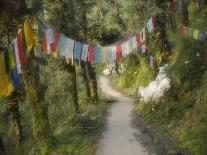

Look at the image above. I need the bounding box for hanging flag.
[11,44,20,87]
[57,34,75,64]
[136,33,141,47]
[51,31,60,52]
[0,51,14,96]
[149,16,155,32]
[141,44,146,53]
[121,41,130,57]
[88,45,95,64]
[17,31,26,65]
[132,36,137,49]
[111,46,117,63]
[21,29,27,55]
[101,47,107,63]
[38,19,49,39]
[107,46,113,63]
[95,46,101,64]
[42,28,56,55]
[193,30,199,40]
[24,19,34,52]
[128,37,134,53]
[140,27,146,43]
[116,43,122,63]
[81,44,89,62]
[199,32,206,42]
[181,25,188,36]
[13,39,22,73]
[74,41,83,62]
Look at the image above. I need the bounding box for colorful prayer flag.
[95,46,101,64]
[88,46,95,64]
[101,47,107,63]
[193,30,199,40]
[81,44,89,62]
[24,19,34,52]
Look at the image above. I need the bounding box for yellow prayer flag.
[24,19,35,52]
[0,51,13,96]
[52,52,58,59]
[193,30,199,40]
[101,47,107,63]
[8,47,15,70]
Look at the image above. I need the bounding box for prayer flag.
[116,43,122,63]
[17,31,26,65]
[0,51,13,96]
[101,47,107,63]
[193,30,199,40]
[74,41,83,62]
[13,39,22,73]
[81,44,89,62]
[95,46,101,64]
[199,32,206,42]
[24,19,34,52]
[88,46,95,64]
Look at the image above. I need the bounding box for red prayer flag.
[42,32,48,54]
[88,46,95,64]
[116,43,122,63]
[136,34,141,47]
[51,31,60,52]
[17,32,26,65]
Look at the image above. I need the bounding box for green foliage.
[111,51,153,95]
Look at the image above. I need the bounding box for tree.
[180,0,189,26]
[0,136,5,155]
[22,48,56,153]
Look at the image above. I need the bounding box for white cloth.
[13,39,21,73]
[132,36,137,49]
[65,38,75,64]
[81,44,89,61]
[45,28,55,54]
[141,44,146,53]
[121,41,130,57]
[140,28,146,43]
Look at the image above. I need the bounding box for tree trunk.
[180,0,189,26]
[66,64,80,113]
[155,0,170,55]
[86,62,99,102]
[22,50,55,153]
[0,136,5,155]
[7,102,22,154]
[79,2,92,100]
[115,61,120,76]
[80,61,91,99]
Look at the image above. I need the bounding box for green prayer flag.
[3,49,10,74]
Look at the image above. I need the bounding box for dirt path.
[96,76,158,155]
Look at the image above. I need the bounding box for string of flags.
[179,24,207,42]
[0,19,34,96]
[38,16,155,65]
[167,0,201,13]
[0,17,156,97]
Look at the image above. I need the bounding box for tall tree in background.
[79,0,92,100]
[155,0,170,55]
[6,87,25,154]
[22,48,56,153]
[44,0,80,113]
[180,0,189,26]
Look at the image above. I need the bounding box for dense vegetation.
[0,0,207,155]
[111,1,207,155]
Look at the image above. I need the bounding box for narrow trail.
[96,76,158,155]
